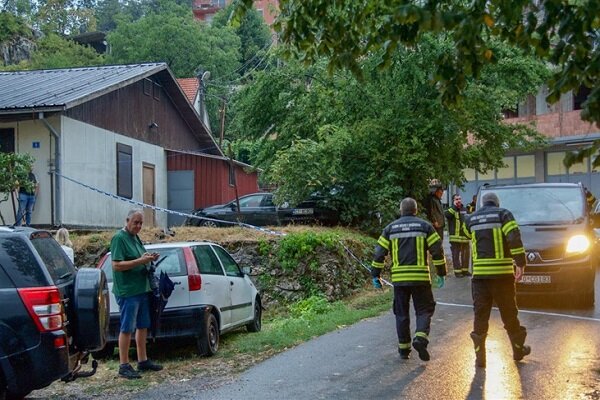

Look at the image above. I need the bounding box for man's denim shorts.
[115,292,151,333]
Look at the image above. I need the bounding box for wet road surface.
[135,271,600,400]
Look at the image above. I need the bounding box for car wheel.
[91,342,115,360]
[73,268,110,351]
[197,313,219,356]
[246,297,262,333]
[201,220,219,228]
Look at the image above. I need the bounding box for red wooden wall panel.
[167,151,259,209]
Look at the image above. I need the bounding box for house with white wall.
[0,63,258,229]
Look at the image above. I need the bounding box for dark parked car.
[0,226,109,399]
[477,183,597,307]
[184,192,339,227]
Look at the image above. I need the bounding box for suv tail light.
[183,248,202,291]
[18,286,64,332]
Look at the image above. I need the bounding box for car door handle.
[230,281,234,286]
[174,281,182,285]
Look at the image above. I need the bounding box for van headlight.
[565,235,590,254]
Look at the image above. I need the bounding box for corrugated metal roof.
[0,63,166,112]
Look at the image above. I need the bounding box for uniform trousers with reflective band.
[471,277,523,336]
[393,285,436,344]
[450,242,470,272]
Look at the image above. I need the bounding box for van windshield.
[481,187,585,225]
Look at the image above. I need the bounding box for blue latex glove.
[433,275,445,288]
[372,277,383,289]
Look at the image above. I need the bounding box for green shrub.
[277,231,340,271]
[288,295,332,318]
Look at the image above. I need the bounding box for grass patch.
[220,288,392,356]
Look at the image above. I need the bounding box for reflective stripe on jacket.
[463,205,526,279]
[445,206,469,243]
[371,215,446,284]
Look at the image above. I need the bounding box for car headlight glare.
[565,234,590,254]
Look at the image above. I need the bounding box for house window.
[229,164,235,186]
[463,168,476,181]
[143,79,152,96]
[574,86,591,110]
[516,155,535,178]
[546,152,567,176]
[153,83,161,101]
[496,156,515,180]
[116,143,133,199]
[569,156,588,175]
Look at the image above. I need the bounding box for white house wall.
[60,116,168,228]
[0,119,53,226]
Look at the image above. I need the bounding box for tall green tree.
[107,6,241,78]
[235,0,599,127]
[228,37,549,227]
[212,3,272,76]
[0,152,34,225]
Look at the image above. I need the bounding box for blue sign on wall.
[32,141,40,148]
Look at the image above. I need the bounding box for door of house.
[142,163,155,227]
[0,128,15,153]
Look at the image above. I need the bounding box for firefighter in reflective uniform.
[462,192,531,368]
[445,194,471,277]
[371,197,447,361]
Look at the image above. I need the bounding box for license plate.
[293,208,314,215]
[519,275,551,284]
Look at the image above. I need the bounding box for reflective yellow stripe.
[378,236,390,250]
[472,264,514,275]
[390,265,430,282]
[427,232,440,247]
[417,236,424,266]
[415,332,429,340]
[493,227,504,259]
[472,234,478,259]
[432,258,445,266]
[473,258,514,265]
[372,261,384,268]
[399,342,411,349]
[502,220,518,235]
[449,208,461,237]
[449,235,469,243]
[392,238,399,270]
[510,247,525,255]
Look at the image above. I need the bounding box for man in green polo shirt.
[111,209,162,379]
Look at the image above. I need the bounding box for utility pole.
[228,144,240,214]
[219,97,226,148]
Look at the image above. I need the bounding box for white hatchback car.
[93,241,261,358]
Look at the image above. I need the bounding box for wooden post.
[228,144,240,214]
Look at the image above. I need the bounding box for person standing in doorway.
[371,197,447,361]
[15,166,38,227]
[463,192,530,368]
[467,194,477,214]
[110,209,163,379]
[445,194,470,277]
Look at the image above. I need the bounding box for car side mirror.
[242,266,252,275]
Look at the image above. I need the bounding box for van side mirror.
[242,266,252,275]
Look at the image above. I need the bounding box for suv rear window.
[30,233,76,283]
[0,236,48,287]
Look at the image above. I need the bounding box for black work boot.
[398,344,411,359]
[412,336,430,361]
[470,332,487,368]
[509,327,531,361]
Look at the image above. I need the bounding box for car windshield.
[481,187,585,225]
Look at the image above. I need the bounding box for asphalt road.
[134,270,600,400]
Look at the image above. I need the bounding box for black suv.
[0,227,109,399]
